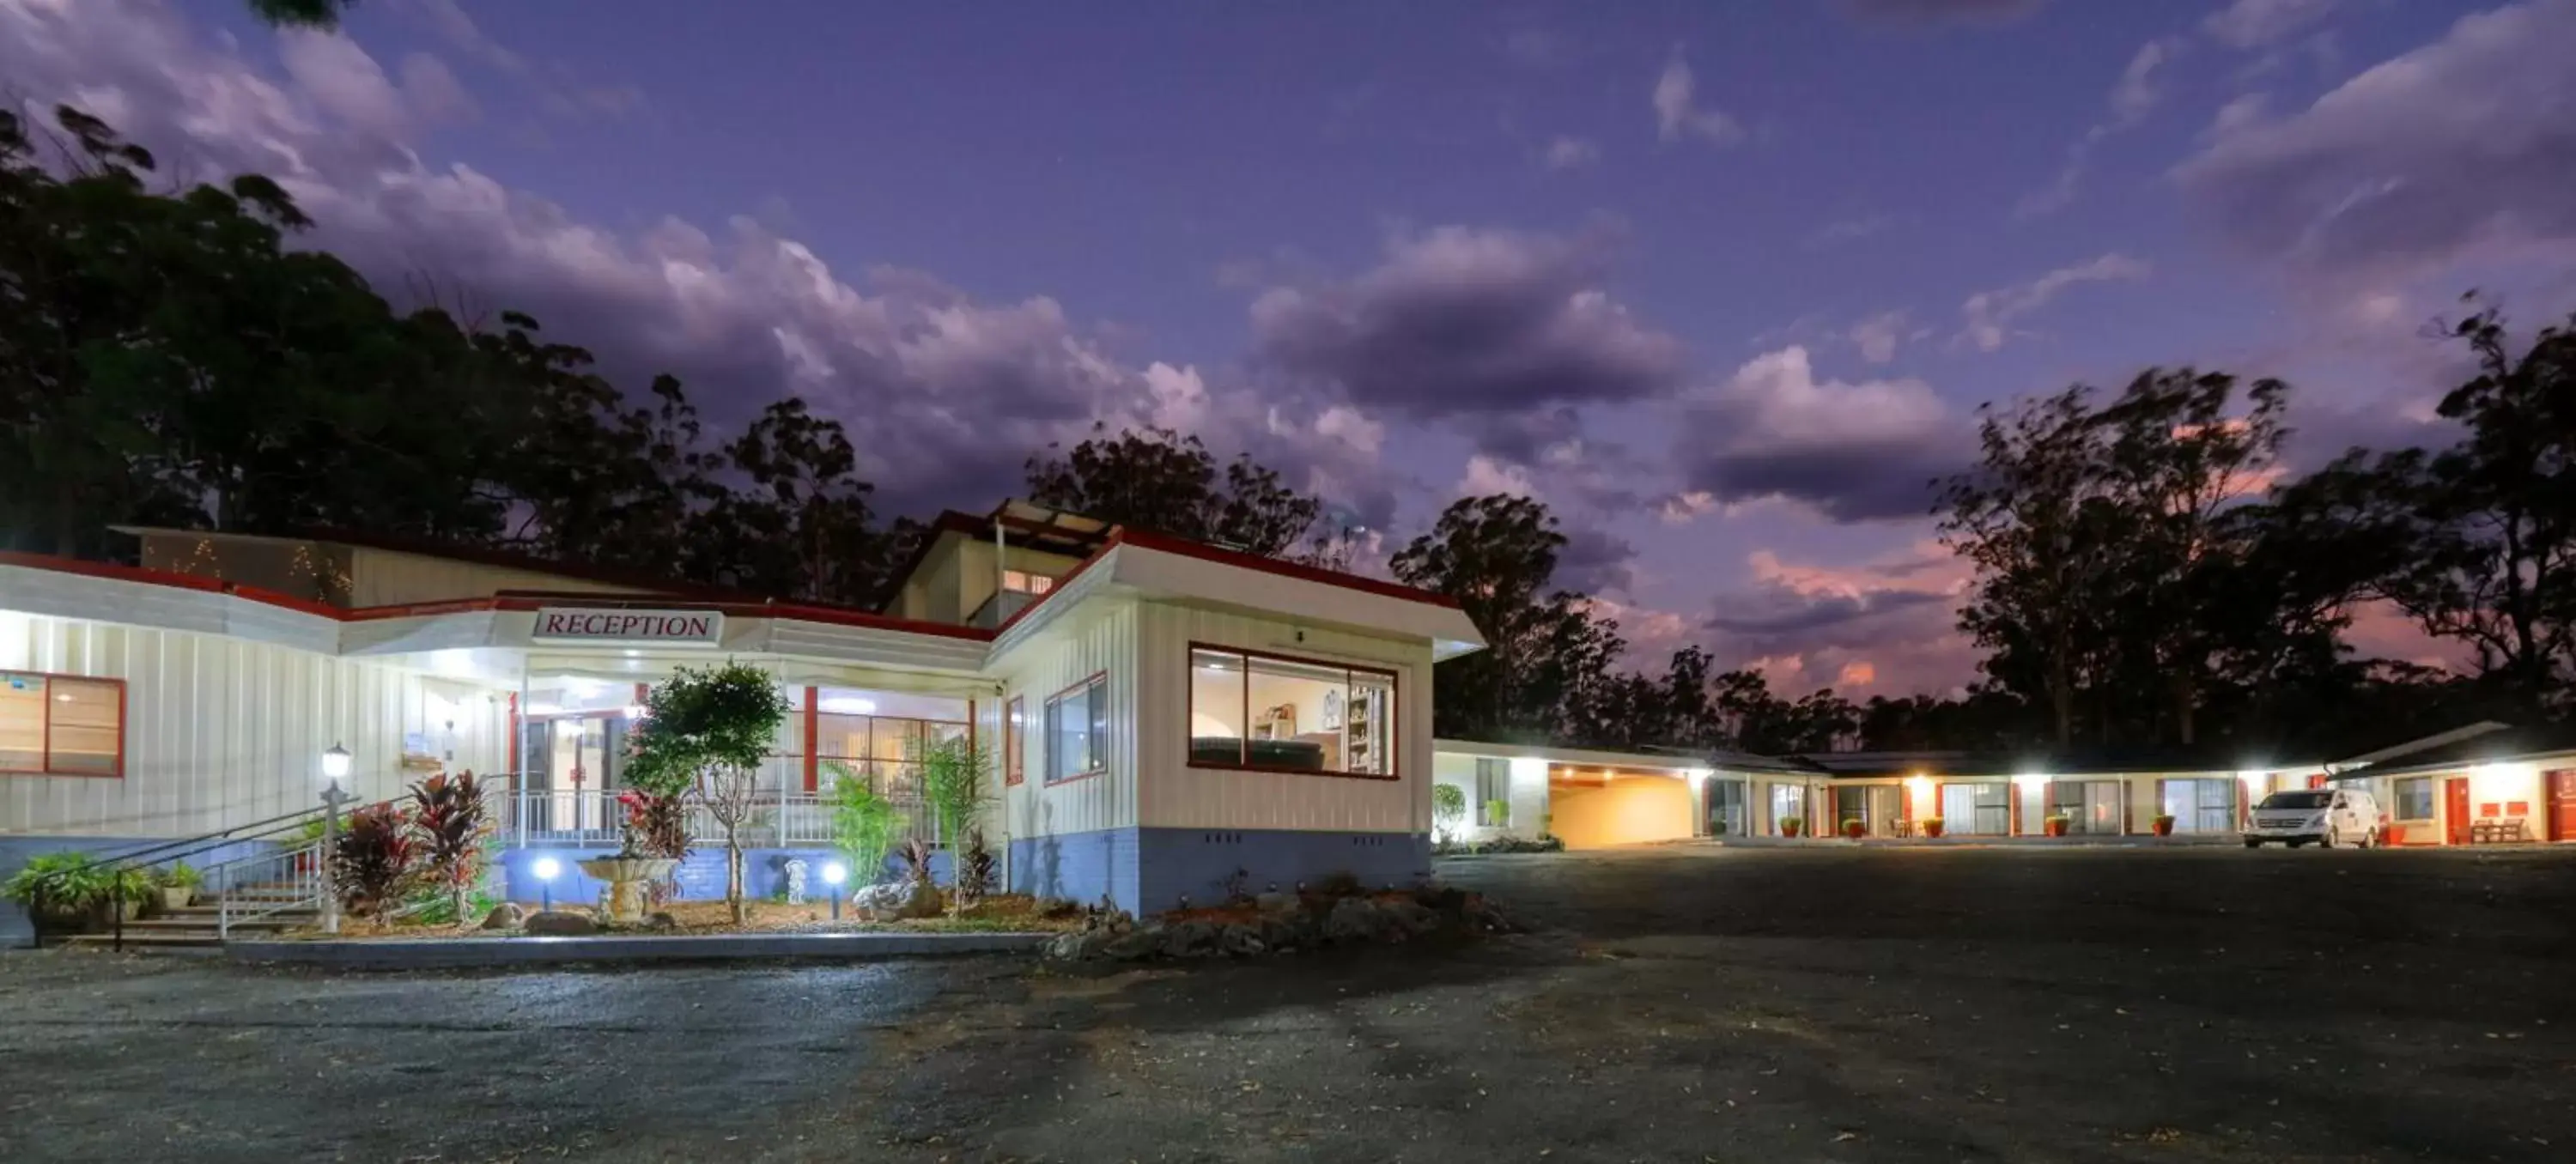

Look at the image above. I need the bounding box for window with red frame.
[1005,696,1026,785]
[0,671,124,777]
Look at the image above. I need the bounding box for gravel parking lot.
[5,845,2573,1162]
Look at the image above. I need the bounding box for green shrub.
[3,852,112,909]
[1431,784,1467,838]
[160,861,204,890]
[827,760,900,884]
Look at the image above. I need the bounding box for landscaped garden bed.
[305,893,1086,941]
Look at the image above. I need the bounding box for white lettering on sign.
[530,608,725,645]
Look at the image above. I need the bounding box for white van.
[2243,788,2385,848]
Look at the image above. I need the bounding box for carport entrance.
[1550,765,1694,848]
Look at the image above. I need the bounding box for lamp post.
[823,861,847,921]
[533,857,562,913]
[318,743,354,935]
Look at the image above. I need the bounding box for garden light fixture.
[534,856,561,912]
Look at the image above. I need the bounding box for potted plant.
[1922,815,1946,839]
[1840,818,1868,840]
[2151,814,2176,837]
[156,862,203,912]
[1780,816,1805,838]
[2044,814,2070,838]
[3,852,114,934]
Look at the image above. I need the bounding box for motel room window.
[2160,779,2237,834]
[1939,782,2011,835]
[2395,777,2435,821]
[1045,674,1108,783]
[1005,697,1026,786]
[0,672,124,778]
[1188,646,1395,777]
[1002,569,1054,596]
[1473,757,1510,826]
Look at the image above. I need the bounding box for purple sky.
[8,0,2574,695]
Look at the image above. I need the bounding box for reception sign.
[530,607,725,645]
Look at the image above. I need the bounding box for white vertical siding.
[1135,603,1431,834]
[991,598,1139,838]
[0,613,507,837]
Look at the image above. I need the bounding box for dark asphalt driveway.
[4,846,2573,1162]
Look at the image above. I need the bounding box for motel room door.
[2445,777,2473,846]
[2550,770,2576,842]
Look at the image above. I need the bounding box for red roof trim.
[1110,529,1463,609]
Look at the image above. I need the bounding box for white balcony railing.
[498,786,936,850]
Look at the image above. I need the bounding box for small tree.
[627,662,790,924]
[917,733,996,916]
[410,770,488,926]
[332,804,417,923]
[1431,784,1467,842]
[826,759,900,885]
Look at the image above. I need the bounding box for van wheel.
[2243,839,2262,849]
[2320,828,2339,849]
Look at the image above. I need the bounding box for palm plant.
[916,733,996,914]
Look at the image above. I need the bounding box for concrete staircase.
[64,886,323,955]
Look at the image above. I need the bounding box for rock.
[853,881,945,920]
[477,902,526,931]
[1382,899,1443,939]
[1324,897,1395,944]
[644,912,678,932]
[1101,926,1164,961]
[1218,925,1268,958]
[1253,891,1300,914]
[1161,919,1225,959]
[522,910,598,937]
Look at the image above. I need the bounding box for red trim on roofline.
[1109,529,1462,609]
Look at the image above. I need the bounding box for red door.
[2549,770,2576,842]
[2445,777,2473,846]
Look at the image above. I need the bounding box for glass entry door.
[521,715,629,834]
[1705,778,1747,836]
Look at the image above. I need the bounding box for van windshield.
[2258,791,2332,810]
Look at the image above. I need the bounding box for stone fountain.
[577,857,679,922]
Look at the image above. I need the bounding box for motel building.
[0,503,1485,942]
[1431,737,2576,849]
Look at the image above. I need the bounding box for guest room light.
[817,695,877,715]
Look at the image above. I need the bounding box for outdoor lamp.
[823,861,848,920]
[321,743,351,783]
[534,857,562,912]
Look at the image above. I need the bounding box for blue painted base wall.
[1009,828,1431,915]
[1,836,278,949]
[495,847,953,907]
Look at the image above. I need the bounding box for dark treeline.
[9,106,2573,757]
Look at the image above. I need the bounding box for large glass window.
[1474,757,1510,826]
[2394,777,2435,821]
[2050,779,2124,834]
[1769,784,1807,832]
[2160,779,2237,834]
[1939,782,2012,835]
[0,672,123,777]
[1187,646,1395,777]
[1046,674,1108,783]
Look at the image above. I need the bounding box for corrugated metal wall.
[1,614,507,837]
[1135,603,1431,834]
[993,598,1139,838]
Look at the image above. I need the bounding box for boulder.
[1252,891,1300,914]
[522,910,598,937]
[477,902,526,931]
[643,912,678,932]
[1159,919,1225,959]
[1324,897,1396,944]
[1218,925,1268,958]
[854,881,945,920]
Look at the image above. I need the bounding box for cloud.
[2203,0,2342,50]
[1807,211,1899,247]
[1676,346,1966,522]
[1249,225,1686,418]
[0,0,1394,522]
[2108,37,2180,124]
[1846,309,1916,364]
[1556,526,1638,595]
[2207,91,2271,137]
[1502,26,1570,68]
[1653,48,1745,146]
[1958,252,2151,351]
[1540,135,1600,170]
[2019,37,2184,216]
[2172,0,2576,286]
[1704,541,1977,694]
[1829,0,2048,27]
[1456,454,1536,499]
[396,0,641,124]
[398,52,477,125]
